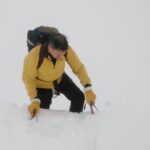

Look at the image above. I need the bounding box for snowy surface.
[0,0,150,150]
[0,101,149,150]
[0,103,101,150]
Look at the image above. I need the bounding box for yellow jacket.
[22,45,91,100]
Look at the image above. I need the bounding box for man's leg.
[56,73,85,113]
[36,88,53,109]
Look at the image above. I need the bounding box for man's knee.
[78,91,85,104]
[40,102,51,109]
[69,91,85,113]
[36,88,52,109]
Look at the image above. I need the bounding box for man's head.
[47,33,69,59]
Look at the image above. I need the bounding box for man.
[22,27,96,117]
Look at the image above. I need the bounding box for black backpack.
[27,26,68,68]
[27,26,69,96]
[27,26,59,52]
[27,26,66,94]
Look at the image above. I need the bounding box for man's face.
[48,44,66,59]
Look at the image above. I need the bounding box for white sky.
[0,0,149,113]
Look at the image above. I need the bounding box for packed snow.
[0,100,149,150]
[0,103,102,150]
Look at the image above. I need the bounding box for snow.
[0,103,101,150]
[0,101,149,150]
[0,0,150,150]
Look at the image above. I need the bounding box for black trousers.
[36,73,85,113]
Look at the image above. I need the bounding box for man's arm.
[65,46,96,105]
[65,46,92,87]
[22,51,38,100]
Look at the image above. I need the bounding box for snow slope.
[0,103,101,150]
[0,101,149,150]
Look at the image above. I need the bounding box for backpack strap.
[64,51,68,59]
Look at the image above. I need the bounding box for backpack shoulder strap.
[64,51,68,59]
[37,43,48,69]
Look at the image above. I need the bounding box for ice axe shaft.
[90,105,99,115]
[31,109,38,122]
[84,102,99,114]
[90,105,94,114]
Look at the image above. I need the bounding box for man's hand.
[84,87,96,106]
[28,98,41,117]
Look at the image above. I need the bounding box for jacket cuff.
[30,98,41,104]
[84,86,92,92]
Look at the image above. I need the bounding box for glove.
[28,98,41,117]
[84,87,96,106]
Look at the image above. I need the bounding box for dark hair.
[37,33,68,69]
[47,33,69,51]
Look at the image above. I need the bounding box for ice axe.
[90,104,99,114]
[84,102,99,115]
[30,108,38,122]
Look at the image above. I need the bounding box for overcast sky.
[0,0,149,113]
